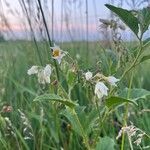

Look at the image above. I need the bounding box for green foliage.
[105,4,139,36]
[33,94,77,108]
[105,96,137,108]
[140,54,150,63]
[67,70,77,86]
[105,4,150,38]
[96,136,115,150]
[138,7,150,34]
[119,88,150,101]
[1,3,150,149]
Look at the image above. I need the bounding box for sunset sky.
[0,0,149,41]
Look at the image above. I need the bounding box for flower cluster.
[27,45,67,84]
[85,71,119,99]
[116,123,145,146]
[18,109,33,140]
[28,64,52,84]
[99,18,125,31]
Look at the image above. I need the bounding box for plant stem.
[120,40,143,81]
[37,0,60,81]
[110,40,143,96]
[94,106,110,146]
[72,109,90,150]
[95,98,101,124]
[121,71,134,150]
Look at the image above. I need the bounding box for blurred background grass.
[0,0,150,149]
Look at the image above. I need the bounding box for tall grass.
[0,40,150,149]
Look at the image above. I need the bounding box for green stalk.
[121,38,143,150]
[121,71,134,150]
[71,109,90,150]
[110,39,143,95]
[120,41,143,81]
[37,0,60,81]
[94,106,110,146]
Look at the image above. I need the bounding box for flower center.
[52,49,60,57]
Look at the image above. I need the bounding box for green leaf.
[71,83,89,105]
[67,70,76,86]
[140,54,150,63]
[119,88,150,101]
[96,136,115,150]
[33,94,76,108]
[105,96,137,108]
[143,37,150,49]
[61,106,100,136]
[105,4,139,35]
[61,108,83,136]
[138,7,150,33]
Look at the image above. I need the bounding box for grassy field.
[0,40,150,150]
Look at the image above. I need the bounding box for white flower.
[28,64,52,84]
[50,45,66,64]
[134,137,142,146]
[44,64,52,83]
[85,71,93,80]
[38,65,52,84]
[44,64,52,77]
[106,76,119,86]
[95,82,108,99]
[27,66,39,75]
[37,70,46,84]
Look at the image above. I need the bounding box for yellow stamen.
[52,49,60,57]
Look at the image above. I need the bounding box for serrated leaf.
[105,4,139,35]
[105,96,137,108]
[119,88,150,101]
[96,136,115,150]
[33,94,76,108]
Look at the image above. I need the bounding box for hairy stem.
[121,71,134,150]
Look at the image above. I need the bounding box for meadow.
[0,39,150,150]
[0,3,150,150]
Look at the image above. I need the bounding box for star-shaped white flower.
[106,76,120,86]
[50,45,66,64]
[27,66,39,75]
[95,82,108,99]
[85,71,93,80]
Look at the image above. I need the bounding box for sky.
[0,0,149,41]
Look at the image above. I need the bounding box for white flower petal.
[44,76,50,83]
[27,66,39,75]
[95,82,108,99]
[37,70,45,84]
[50,45,66,64]
[44,64,52,76]
[107,76,120,86]
[85,71,93,80]
[52,53,65,64]
[50,45,60,50]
